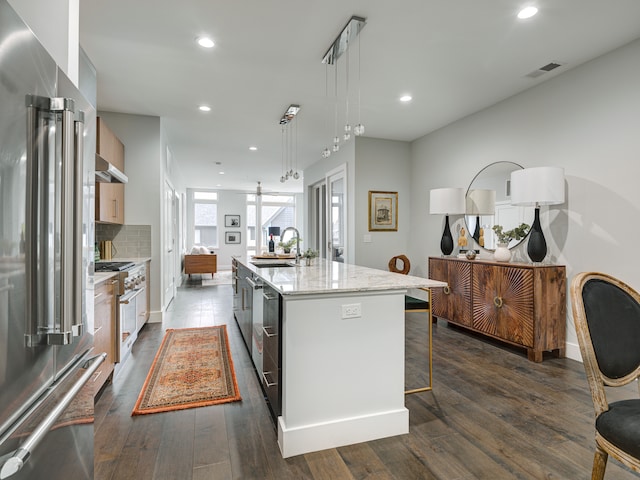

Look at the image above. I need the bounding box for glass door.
[309,181,327,259]
[327,167,347,263]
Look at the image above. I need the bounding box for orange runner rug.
[132,326,241,415]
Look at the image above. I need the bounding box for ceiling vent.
[525,61,564,78]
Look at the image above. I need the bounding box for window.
[246,193,296,256]
[192,190,218,247]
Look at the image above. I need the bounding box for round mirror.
[465,161,534,251]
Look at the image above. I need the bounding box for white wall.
[216,191,249,271]
[9,0,79,83]
[354,137,412,271]
[98,112,164,317]
[410,38,640,361]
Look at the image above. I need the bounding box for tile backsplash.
[96,224,151,258]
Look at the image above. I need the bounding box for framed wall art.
[368,191,398,231]
[225,214,241,227]
[225,231,241,244]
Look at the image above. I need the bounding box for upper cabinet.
[96,117,125,224]
[97,117,124,171]
[96,183,124,224]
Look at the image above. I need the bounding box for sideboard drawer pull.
[494,296,503,308]
[443,285,451,295]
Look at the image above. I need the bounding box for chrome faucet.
[281,226,301,264]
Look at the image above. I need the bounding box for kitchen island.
[234,257,446,458]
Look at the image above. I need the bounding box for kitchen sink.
[250,261,294,268]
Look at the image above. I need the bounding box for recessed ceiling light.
[249,146,257,151]
[517,6,538,19]
[197,36,215,48]
[199,105,211,112]
[219,171,225,175]
[400,95,412,102]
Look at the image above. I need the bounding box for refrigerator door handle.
[72,112,85,337]
[48,99,79,345]
[24,96,84,346]
[0,353,105,480]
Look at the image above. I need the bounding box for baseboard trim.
[277,408,408,458]
[565,341,581,362]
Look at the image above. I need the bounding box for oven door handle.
[119,288,144,305]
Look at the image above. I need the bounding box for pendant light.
[293,117,300,179]
[278,104,301,182]
[354,33,365,136]
[333,61,340,152]
[321,16,366,153]
[280,124,286,183]
[343,36,351,142]
[321,63,332,158]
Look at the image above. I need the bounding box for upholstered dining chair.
[388,255,433,394]
[570,272,640,480]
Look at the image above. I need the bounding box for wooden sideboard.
[429,257,566,362]
[184,254,217,276]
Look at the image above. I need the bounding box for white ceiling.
[79,0,640,194]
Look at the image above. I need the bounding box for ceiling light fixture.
[517,6,538,19]
[400,95,412,102]
[321,16,367,157]
[199,105,211,112]
[249,146,257,151]
[219,171,225,175]
[279,104,300,125]
[279,104,301,182]
[197,36,215,48]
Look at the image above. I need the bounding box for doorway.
[309,164,347,263]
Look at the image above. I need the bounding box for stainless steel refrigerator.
[0,0,103,478]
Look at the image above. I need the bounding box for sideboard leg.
[528,349,543,362]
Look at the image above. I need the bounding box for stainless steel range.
[95,261,146,367]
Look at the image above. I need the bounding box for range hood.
[95,154,128,183]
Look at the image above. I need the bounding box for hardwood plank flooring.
[94,279,640,479]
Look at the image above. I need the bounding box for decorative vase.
[494,243,511,262]
[527,207,547,263]
[305,257,314,266]
[440,215,454,256]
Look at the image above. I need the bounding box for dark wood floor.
[94,278,639,480]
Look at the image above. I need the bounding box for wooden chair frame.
[388,255,433,394]
[570,271,640,479]
[404,287,433,395]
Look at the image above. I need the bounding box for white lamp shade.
[429,187,466,215]
[466,189,496,215]
[510,166,565,206]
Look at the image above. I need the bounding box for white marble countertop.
[237,258,447,296]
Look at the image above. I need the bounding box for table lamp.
[510,166,565,262]
[429,188,466,255]
[466,189,496,244]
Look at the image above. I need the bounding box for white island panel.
[278,290,408,458]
